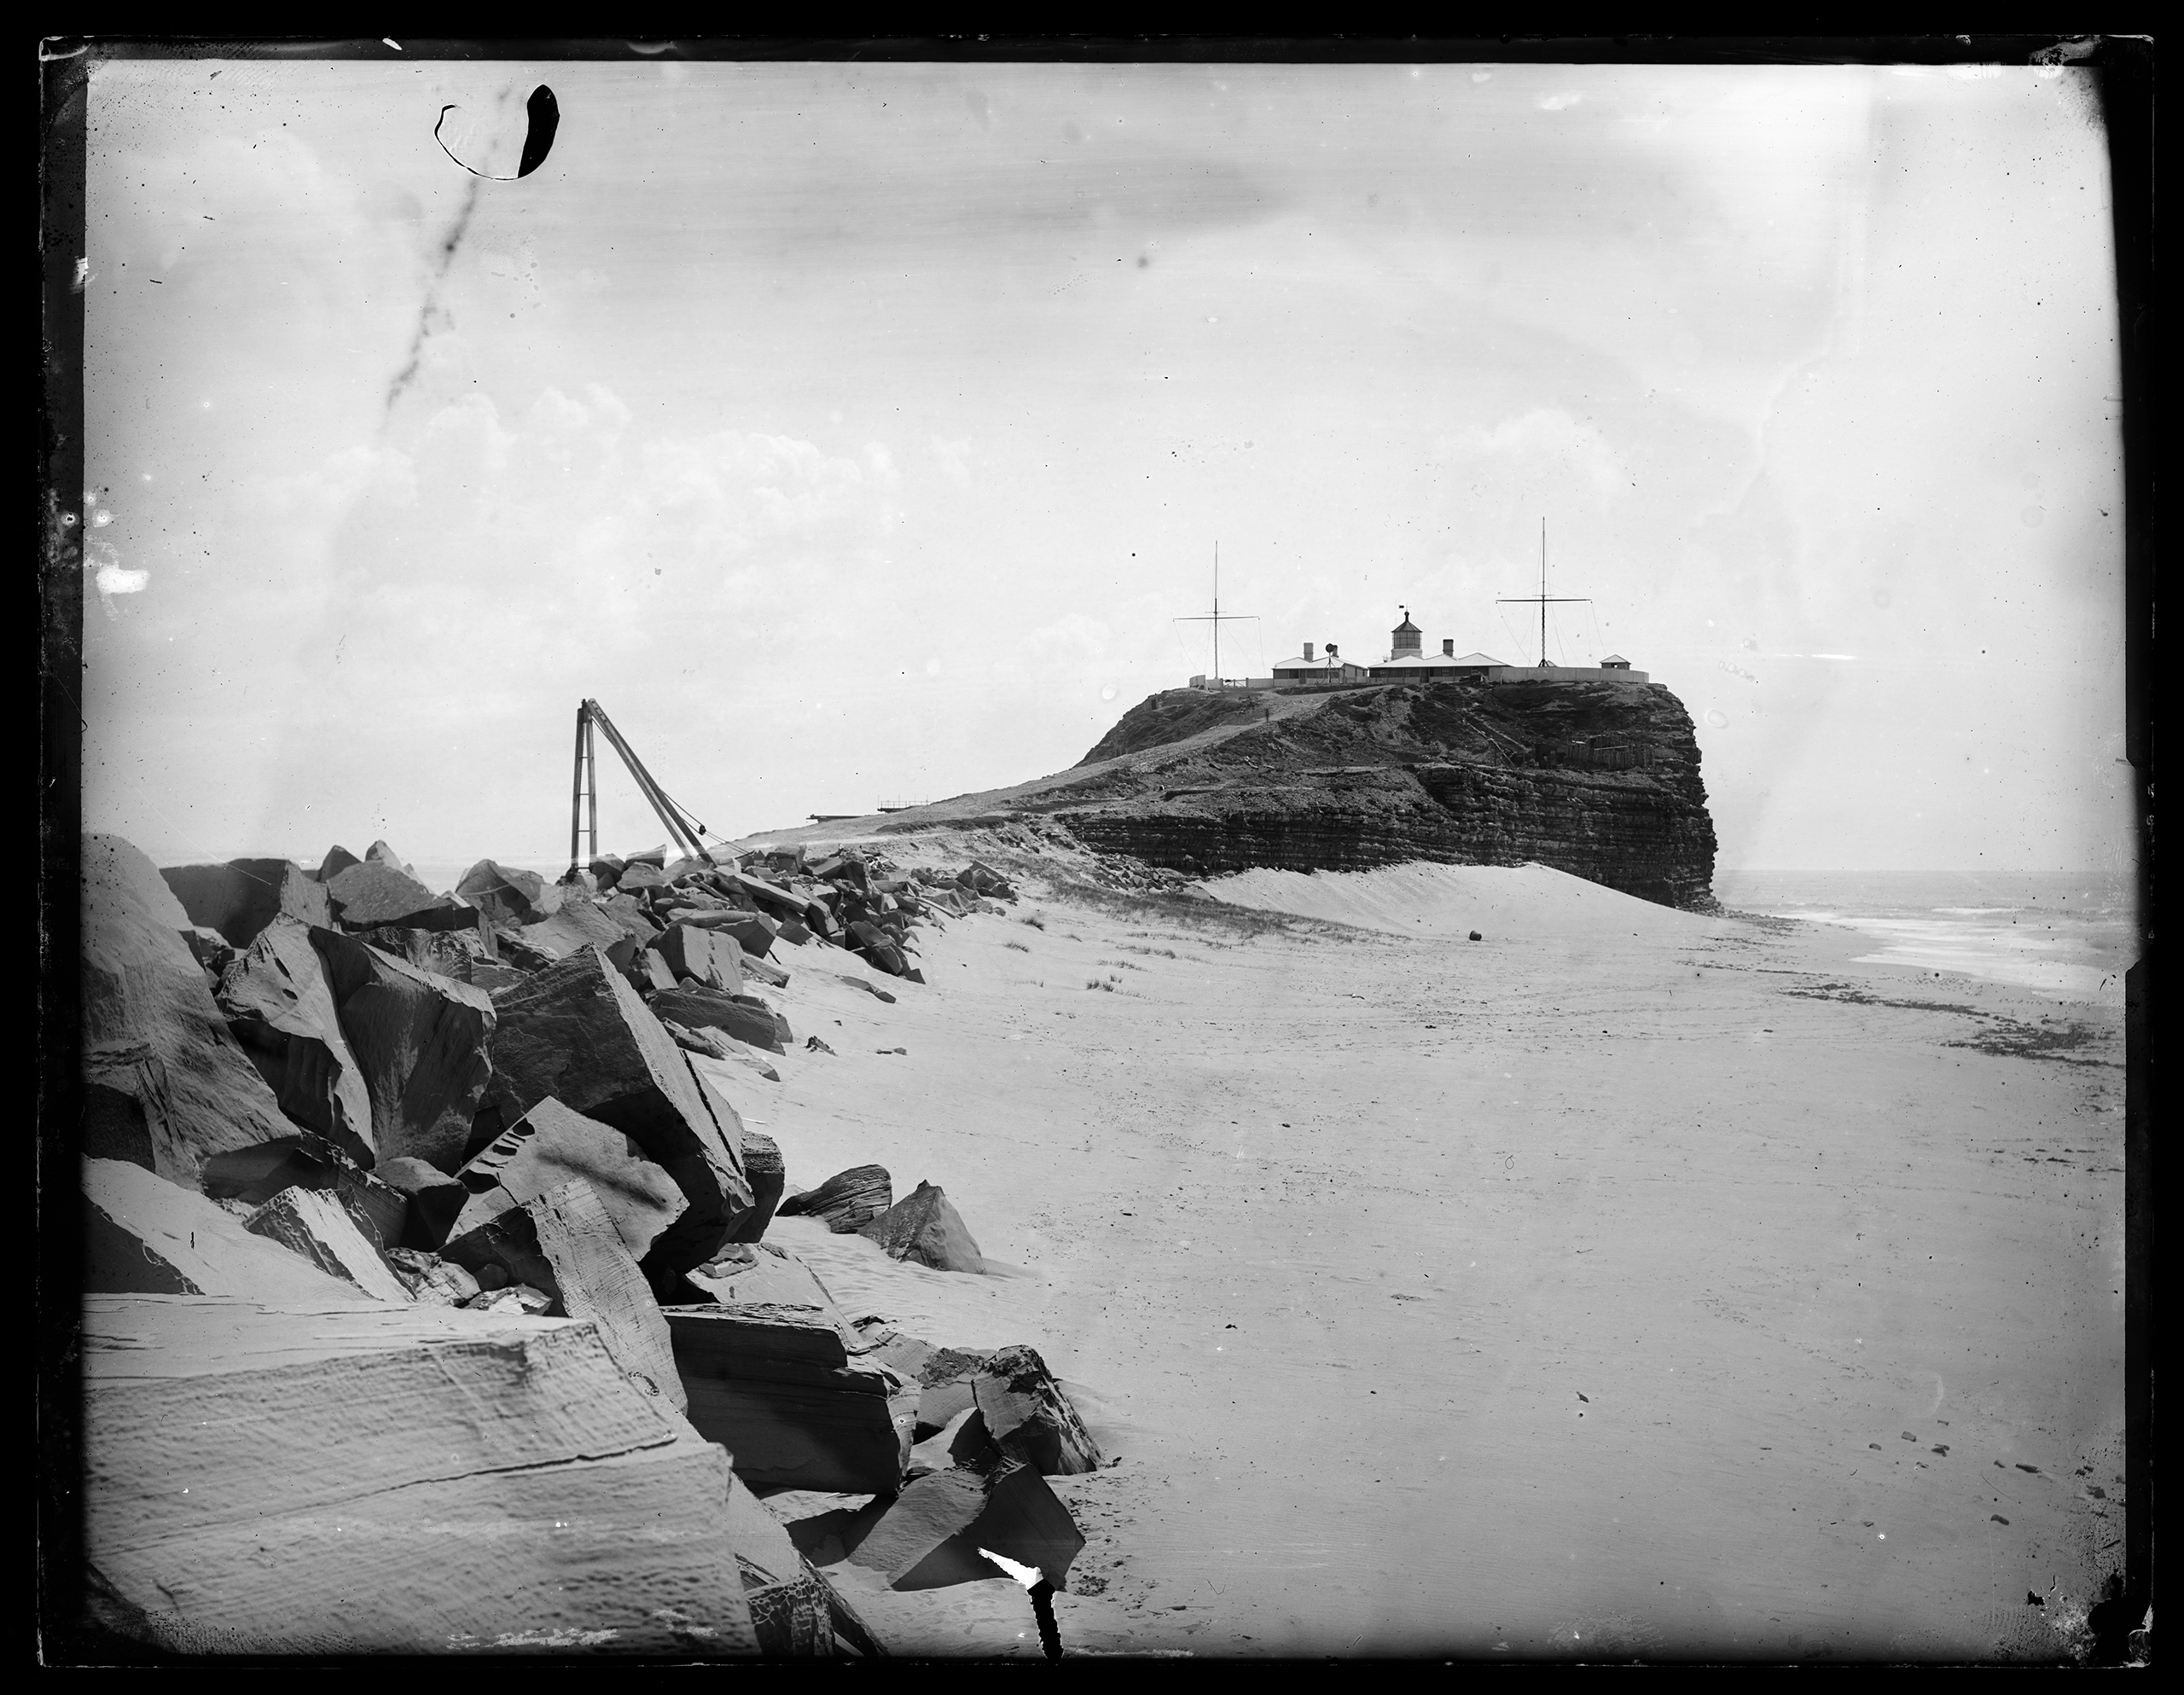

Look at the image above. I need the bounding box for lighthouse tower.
[1387,607,1422,662]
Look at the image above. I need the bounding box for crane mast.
[568,699,716,875]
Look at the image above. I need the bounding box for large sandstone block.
[324,860,451,929]
[82,1294,756,1655]
[651,984,787,1054]
[479,947,752,1268]
[375,1154,469,1250]
[359,922,526,993]
[160,856,332,948]
[365,839,415,875]
[526,1178,684,1412]
[456,1096,692,1266]
[241,1186,412,1303]
[314,844,363,884]
[944,1344,1103,1477]
[213,916,375,1163]
[653,923,741,991]
[616,861,669,892]
[727,1471,838,1655]
[846,1461,1083,1592]
[777,1164,892,1235]
[727,871,828,929]
[455,858,563,926]
[725,1130,784,1244]
[686,1244,862,1350]
[506,897,635,966]
[677,910,780,958]
[199,1135,408,1251]
[83,1157,383,1304]
[857,1181,985,1274]
[309,929,497,1173]
[83,834,294,1186]
[665,1304,915,1496]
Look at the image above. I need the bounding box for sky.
[79,55,2132,877]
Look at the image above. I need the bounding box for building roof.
[1600,653,1629,664]
[1391,616,1420,634]
[1274,653,1356,670]
[1446,651,1511,666]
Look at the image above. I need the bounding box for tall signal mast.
[1497,519,1592,668]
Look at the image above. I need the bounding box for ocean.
[1711,868,2140,1004]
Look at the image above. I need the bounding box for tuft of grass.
[1019,913,1046,930]
[1006,940,1031,952]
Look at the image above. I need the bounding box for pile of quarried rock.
[78,832,1104,1658]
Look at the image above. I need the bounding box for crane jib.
[569,699,716,876]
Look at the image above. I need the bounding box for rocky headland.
[868,678,1718,909]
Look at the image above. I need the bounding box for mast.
[1497,515,1590,670]
[1171,542,1258,682]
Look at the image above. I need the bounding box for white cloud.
[1435,407,1627,496]
[1536,92,1584,112]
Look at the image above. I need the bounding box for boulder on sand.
[845,1460,1083,1592]
[83,834,295,1187]
[944,1344,1104,1477]
[651,984,787,1054]
[724,1130,784,1244]
[308,928,497,1174]
[663,1303,915,1495]
[740,953,792,990]
[856,1181,984,1274]
[478,946,752,1271]
[776,1165,892,1235]
[682,911,778,959]
[653,923,742,991]
[82,1292,757,1655]
[160,856,332,948]
[213,917,375,1164]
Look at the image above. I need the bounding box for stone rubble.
[77,831,1109,1657]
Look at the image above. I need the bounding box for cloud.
[287,386,907,709]
[1536,92,1585,112]
[1435,407,1627,497]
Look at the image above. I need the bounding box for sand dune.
[1204,860,1715,942]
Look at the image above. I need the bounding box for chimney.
[1443,639,1454,656]
[1304,641,1316,662]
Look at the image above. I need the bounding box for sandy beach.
[687,839,2127,1660]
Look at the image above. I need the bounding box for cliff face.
[1048,679,1719,908]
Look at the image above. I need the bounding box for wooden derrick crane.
[567,699,716,876]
